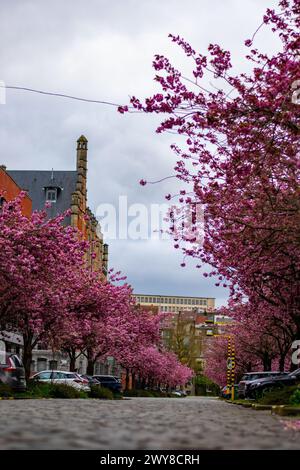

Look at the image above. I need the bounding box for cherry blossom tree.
[121,0,300,346]
[0,196,98,379]
[132,346,193,389]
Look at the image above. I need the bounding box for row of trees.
[122,0,300,379]
[0,194,192,387]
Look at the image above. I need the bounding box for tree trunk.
[68,348,76,372]
[22,332,33,382]
[125,369,130,391]
[87,360,95,375]
[279,354,286,372]
[263,354,272,371]
[86,349,95,375]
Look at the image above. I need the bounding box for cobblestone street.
[0,397,299,450]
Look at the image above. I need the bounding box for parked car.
[246,368,300,399]
[31,370,90,392]
[238,371,288,398]
[171,389,187,397]
[0,352,26,392]
[93,375,122,393]
[80,374,101,386]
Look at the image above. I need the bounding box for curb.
[252,404,273,410]
[225,400,300,415]
[271,405,300,416]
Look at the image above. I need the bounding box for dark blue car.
[93,375,122,393]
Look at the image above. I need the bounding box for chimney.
[76,135,88,201]
[76,135,88,176]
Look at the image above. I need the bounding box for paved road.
[0,397,299,449]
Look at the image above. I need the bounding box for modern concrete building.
[133,294,215,314]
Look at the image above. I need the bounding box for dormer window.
[46,188,57,202]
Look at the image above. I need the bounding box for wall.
[0,166,32,216]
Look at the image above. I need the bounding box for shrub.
[290,388,300,406]
[195,375,220,396]
[49,383,86,399]
[26,380,53,397]
[0,383,14,397]
[89,385,114,400]
[258,386,298,405]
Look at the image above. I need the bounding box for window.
[45,188,57,202]
[0,196,7,209]
[49,360,58,370]
[37,358,47,372]
[37,371,52,380]
[64,373,77,379]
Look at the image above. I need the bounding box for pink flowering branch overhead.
[120,0,300,346]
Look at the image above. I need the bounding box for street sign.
[227,357,234,370]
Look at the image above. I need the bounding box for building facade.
[133,294,215,314]
[8,135,108,276]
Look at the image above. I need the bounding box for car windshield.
[288,369,300,377]
[10,355,23,367]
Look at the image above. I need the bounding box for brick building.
[0,165,32,216]
[8,135,108,276]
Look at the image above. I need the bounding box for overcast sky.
[0,0,279,307]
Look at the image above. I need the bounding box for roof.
[77,135,88,142]
[8,170,77,221]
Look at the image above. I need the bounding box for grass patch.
[2,380,122,400]
[290,388,300,406]
[89,385,114,400]
[0,383,14,397]
[14,381,88,399]
[258,386,298,405]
